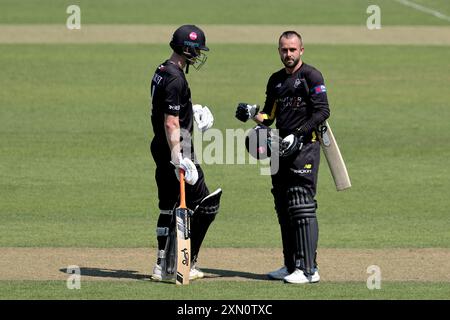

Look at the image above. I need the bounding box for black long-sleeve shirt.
[261,62,330,140]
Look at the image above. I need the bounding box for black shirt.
[261,62,330,139]
[150,60,193,145]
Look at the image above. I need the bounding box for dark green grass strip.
[1,280,449,300]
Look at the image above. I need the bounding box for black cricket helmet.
[245,125,276,160]
[170,25,209,70]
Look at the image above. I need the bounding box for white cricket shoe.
[189,264,205,280]
[151,264,174,282]
[267,266,290,280]
[283,269,320,284]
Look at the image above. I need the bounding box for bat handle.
[179,168,186,209]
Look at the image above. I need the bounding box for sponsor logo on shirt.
[312,85,327,94]
[169,104,181,111]
[290,168,312,175]
[277,96,304,109]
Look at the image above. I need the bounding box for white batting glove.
[172,154,199,185]
[193,104,214,132]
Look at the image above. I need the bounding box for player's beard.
[282,56,300,69]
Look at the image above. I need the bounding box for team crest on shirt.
[152,74,163,85]
[294,78,301,88]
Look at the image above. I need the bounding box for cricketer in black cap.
[149,25,221,282]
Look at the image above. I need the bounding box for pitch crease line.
[394,0,450,22]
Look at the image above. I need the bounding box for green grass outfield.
[1,44,449,249]
[1,281,450,300]
[1,43,449,299]
[1,0,449,25]
[1,0,450,300]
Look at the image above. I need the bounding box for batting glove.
[192,104,214,132]
[235,103,260,122]
[172,154,199,185]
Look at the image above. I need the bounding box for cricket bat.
[175,169,191,285]
[317,121,351,191]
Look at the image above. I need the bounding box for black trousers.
[271,141,321,272]
[272,141,320,196]
[151,138,212,259]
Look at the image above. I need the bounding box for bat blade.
[175,207,190,285]
[317,121,351,191]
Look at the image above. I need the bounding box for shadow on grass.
[201,268,268,281]
[59,267,268,282]
[59,267,151,281]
